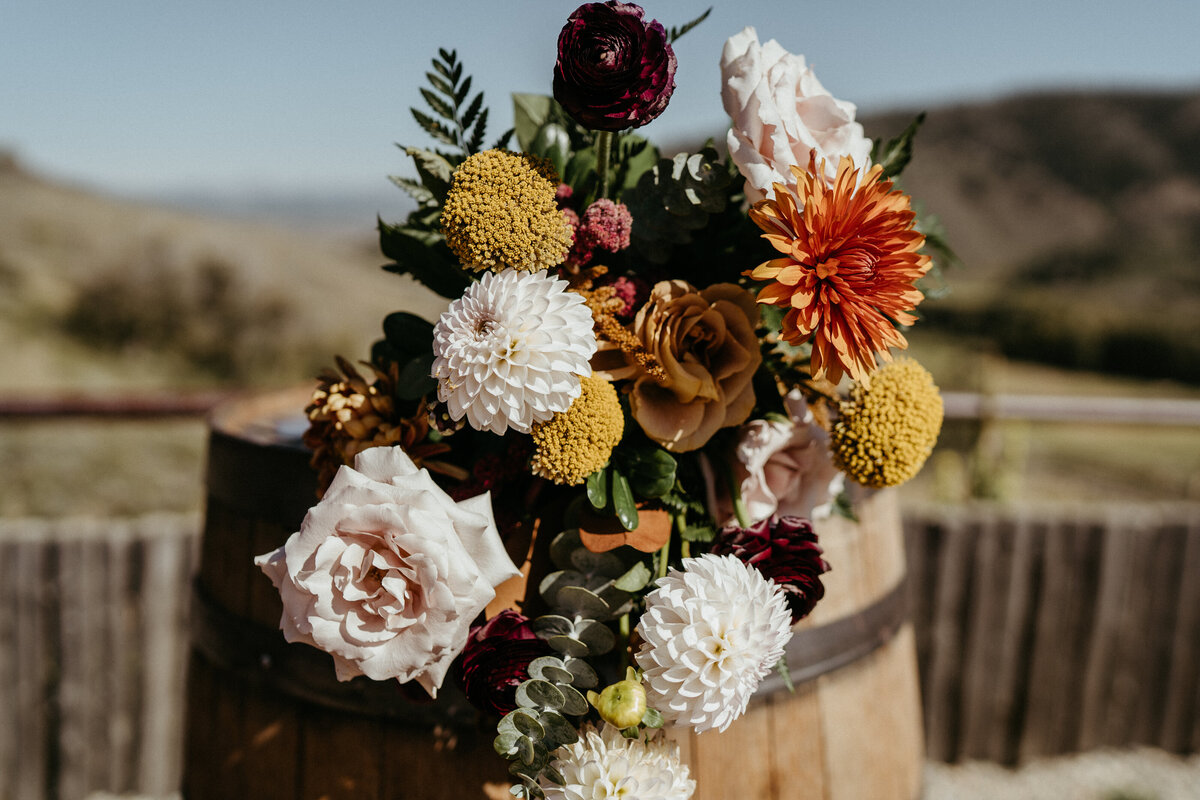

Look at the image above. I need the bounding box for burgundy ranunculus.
[453,610,552,716]
[553,2,677,131]
[711,515,830,624]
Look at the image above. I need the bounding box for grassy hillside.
[865,90,1200,382]
[0,157,444,392]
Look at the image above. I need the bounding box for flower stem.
[723,459,751,529]
[618,612,631,672]
[594,130,615,199]
[656,536,671,580]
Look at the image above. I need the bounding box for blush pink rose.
[703,389,844,526]
[720,26,872,203]
[254,446,520,697]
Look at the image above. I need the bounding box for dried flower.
[579,198,633,253]
[441,149,572,272]
[830,358,943,488]
[712,515,830,624]
[530,374,624,485]
[553,1,677,131]
[431,269,597,435]
[543,724,695,800]
[453,610,552,716]
[748,156,931,385]
[635,554,793,733]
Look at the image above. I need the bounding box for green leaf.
[642,707,664,728]
[494,731,521,756]
[395,355,437,401]
[460,92,484,132]
[557,683,590,716]
[774,656,796,694]
[546,635,589,658]
[511,710,544,738]
[574,619,615,655]
[454,75,473,107]
[438,47,455,65]
[527,656,567,681]
[467,106,489,155]
[565,659,598,689]
[669,6,712,42]
[537,711,578,748]
[621,447,676,499]
[531,123,571,177]
[872,112,925,179]
[493,128,515,150]
[513,93,553,152]
[420,87,455,121]
[410,108,456,146]
[516,735,536,765]
[432,57,452,81]
[425,71,454,97]
[613,561,652,593]
[377,219,471,299]
[611,469,638,531]
[382,312,434,354]
[586,467,609,510]
[542,766,567,787]
[531,614,574,637]
[517,680,566,711]
[402,146,455,202]
[554,585,610,619]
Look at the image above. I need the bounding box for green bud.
[587,667,647,729]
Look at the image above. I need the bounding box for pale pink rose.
[720,26,872,203]
[703,390,844,526]
[254,446,519,697]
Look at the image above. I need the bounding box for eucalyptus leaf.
[511,711,544,738]
[547,635,589,658]
[542,765,566,787]
[557,683,590,716]
[531,614,574,638]
[565,658,599,689]
[527,656,567,681]
[537,710,578,748]
[554,585,610,619]
[574,619,615,655]
[494,731,521,756]
[569,548,624,578]
[549,529,583,570]
[516,680,566,711]
[613,561,652,593]
[516,735,536,766]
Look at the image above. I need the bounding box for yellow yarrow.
[440,149,572,272]
[531,375,624,485]
[830,358,943,489]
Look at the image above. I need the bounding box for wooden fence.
[1,514,197,800]
[2,503,1200,799]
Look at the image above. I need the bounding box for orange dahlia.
[747,156,931,385]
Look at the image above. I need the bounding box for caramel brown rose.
[594,280,761,452]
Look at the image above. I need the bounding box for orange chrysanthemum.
[747,156,931,385]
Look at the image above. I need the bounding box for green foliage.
[871,112,924,179]
[667,7,712,42]
[369,312,437,401]
[623,146,733,263]
[377,218,471,300]
[409,49,494,160]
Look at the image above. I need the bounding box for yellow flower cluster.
[440,149,572,272]
[530,375,624,485]
[830,359,943,489]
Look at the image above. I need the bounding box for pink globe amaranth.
[554,2,677,131]
[453,610,553,716]
[711,515,830,624]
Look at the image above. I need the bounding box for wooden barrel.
[183,390,923,800]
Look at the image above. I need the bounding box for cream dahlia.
[431,269,597,435]
[542,724,695,800]
[634,553,793,734]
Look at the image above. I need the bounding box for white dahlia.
[431,269,597,435]
[542,724,695,800]
[635,554,793,734]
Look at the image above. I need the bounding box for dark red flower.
[553,2,677,131]
[711,515,830,624]
[453,610,552,716]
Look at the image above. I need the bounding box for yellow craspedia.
[830,358,944,489]
[440,149,572,272]
[530,375,624,485]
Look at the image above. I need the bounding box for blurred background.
[3,1,1199,798]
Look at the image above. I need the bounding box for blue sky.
[4,0,1198,200]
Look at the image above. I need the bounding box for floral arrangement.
[255,3,949,798]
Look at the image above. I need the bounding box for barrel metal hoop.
[189,579,482,727]
[755,576,910,698]
[192,573,909,719]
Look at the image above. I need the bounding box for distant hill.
[863,89,1200,382]
[0,157,443,392]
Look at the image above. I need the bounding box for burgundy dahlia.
[453,610,552,716]
[712,515,830,624]
[553,1,677,131]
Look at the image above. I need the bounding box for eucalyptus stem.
[594,130,615,199]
